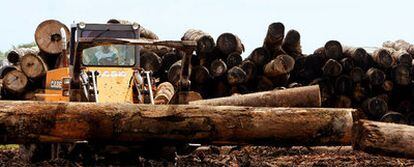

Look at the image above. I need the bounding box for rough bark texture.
[322,59,343,77]
[182,29,215,54]
[282,29,302,59]
[210,59,227,78]
[264,55,295,77]
[324,40,343,60]
[167,60,182,86]
[216,33,244,55]
[263,22,285,56]
[190,65,210,84]
[154,82,175,104]
[7,47,39,64]
[0,101,353,146]
[227,66,246,85]
[353,120,414,159]
[190,85,321,107]
[343,47,372,70]
[140,51,162,72]
[35,20,70,54]
[226,52,242,68]
[247,47,271,67]
[372,48,394,69]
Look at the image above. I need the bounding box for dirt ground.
[0,145,413,167]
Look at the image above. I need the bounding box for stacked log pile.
[151,22,412,126]
[0,19,69,100]
[1,19,414,126]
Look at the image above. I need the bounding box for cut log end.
[20,54,48,79]
[324,40,343,60]
[210,59,227,78]
[2,69,28,94]
[216,33,243,55]
[35,20,70,54]
[264,55,295,77]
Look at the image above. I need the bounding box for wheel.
[19,143,52,162]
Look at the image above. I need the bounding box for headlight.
[79,22,86,29]
[62,77,71,89]
[132,22,140,30]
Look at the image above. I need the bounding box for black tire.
[19,143,52,162]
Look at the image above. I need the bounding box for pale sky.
[0,0,413,57]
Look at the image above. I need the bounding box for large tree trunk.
[35,20,70,54]
[190,85,321,107]
[0,101,353,146]
[352,120,414,159]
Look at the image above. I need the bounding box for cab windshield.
[82,45,135,66]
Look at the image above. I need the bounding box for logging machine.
[22,21,201,163]
[42,22,197,104]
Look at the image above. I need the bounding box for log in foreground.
[353,120,414,159]
[190,85,321,107]
[0,101,353,146]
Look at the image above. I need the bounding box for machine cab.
[71,22,141,103]
[45,22,142,103]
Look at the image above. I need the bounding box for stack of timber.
[0,19,69,100]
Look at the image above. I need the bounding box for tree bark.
[322,59,343,77]
[190,65,210,84]
[372,48,394,69]
[343,47,373,70]
[240,60,257,82]
[182,29,215,54]
[263,22,285,56]
[264,55,295,77]
[167,60,182,86]
[391,50,412,66]
[226,66,246,85]
[362,97,388,119]
[161,51,182,73]
[140,51,162,72]
[216,33,244,55]
[366,68,386,86]
[282,29,302,59]
[352,120,414,159]
[154,82,175,104]
[324,40,343,60]
[380,111,407,124]
[209,59,227,78]
[190,85,321,107]
[392,65,411,86]
[349,67,365,83]
[35,20,70,54]
[0,101,353,146]
[107,19,159,40]
[7,47,39,64]
[226,52,242,68]
[247,47,271,68]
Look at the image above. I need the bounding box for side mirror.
[60,27,67,50]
